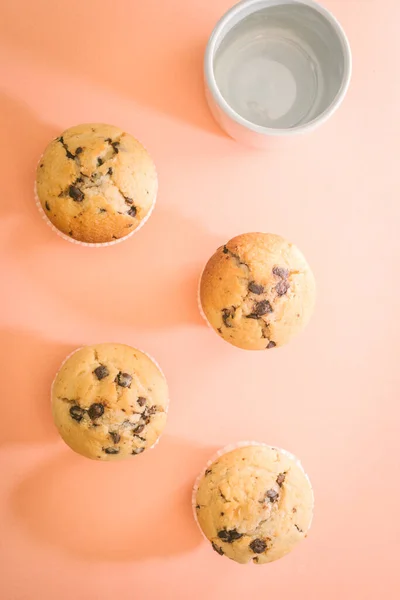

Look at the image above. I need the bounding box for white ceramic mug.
[204,0,352,147]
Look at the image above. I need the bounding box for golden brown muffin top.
[200,232,316,350]
[36,123,157,243]
[52,344,168,461]
[195,444,313,564]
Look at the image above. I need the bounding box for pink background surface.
[0,0,399,598]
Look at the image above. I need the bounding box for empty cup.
[204,0,352,147]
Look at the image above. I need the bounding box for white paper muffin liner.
[197,262,214,330]
[34,143,157,247]
[52,344,169,452]
[192,441,314,545]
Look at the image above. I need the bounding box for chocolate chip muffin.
[193,444,314,564]
[199,232,316,350]
[36,123,157,244]
[52,344,168,460]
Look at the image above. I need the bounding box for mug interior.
[212,1,349,131]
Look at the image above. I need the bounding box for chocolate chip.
[141,407,154,423]
[292,508,297,513]
[196,505,200,510]
[58,136,75,160]
[294,524,303,533]
[222,246,229,254]
[248,282,264,294]
[75,147,83,154]
[68,231,73,236]
[88,403,105,420]
[222,307,235,328]
[205,469,212,476]
[107,167,113,175]
[217,328,222,334]
[267,341,276,349]
[99,208,107,213]
[93,365,109,380]
[97,157,103,166]
[76,177,84,183]
[65,149,75,160]
[115,372,132,388]
[124,196,133,204]
[68,185,84,202]
[45,202,50,211]
[127,206,137,217]
[220,512,224,516]
[112,142,119,153]
[147,406,157,415]
[133,423,145,434]
[137,397,146,407]
[211,542,224,556]
[249,539,267,554]
[104,447,119,454]
[217,529,243,543]
[105,138,112,143]
[109,432,121,444]
[266,489,279,502]
[275,280,290,296]
[273,266,289,278]
[70,405,85,422]
[276,473,286,486]
[132,447,145,455]
[254,300,273,316]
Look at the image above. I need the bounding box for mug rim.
[204,0,352,137]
